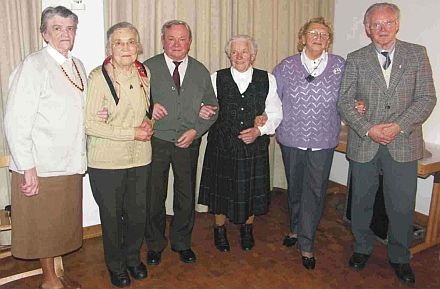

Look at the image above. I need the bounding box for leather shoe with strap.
[389,262,415,284]
[214,225,230,252]
[348,252,370,270]
[146,250,162,266]
[108,270,131,288]
[128,262,148,280]
[175,248,197,263]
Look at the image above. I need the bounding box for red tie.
[173,61,182,93]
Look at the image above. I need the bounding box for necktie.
[381,51,391,70]
[173,61,182,93]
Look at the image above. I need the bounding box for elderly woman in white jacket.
[4,6,86,289]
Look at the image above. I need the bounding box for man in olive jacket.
[144,19,218,265]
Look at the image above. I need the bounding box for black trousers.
[88,165,150,272]
[350,145,417,263]
[146,137,201,252]
[280,145,335,252]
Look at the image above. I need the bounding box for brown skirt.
[11,172,83,259]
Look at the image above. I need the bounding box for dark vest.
[208,68,269,153]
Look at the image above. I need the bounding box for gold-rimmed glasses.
[306,30,330,40]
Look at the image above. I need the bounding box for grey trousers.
[350,145,417,263]
[146,137,200,252]
[89,165,150,272]
[280,145,335,252]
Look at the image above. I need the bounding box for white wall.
[332,0,440,214]
[42,0,105,226]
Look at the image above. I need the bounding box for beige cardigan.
[86,65,152,169]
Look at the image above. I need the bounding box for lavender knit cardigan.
[273,53,345,149]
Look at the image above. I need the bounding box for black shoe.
[146,250,162,266]
[109,270,131,288]
[214,225,230,252]
[282,235,297,247]
[127,262,148,280]
[175,248,197,263]
[348,252,370,271]
[240,224,255,251]
[302,256,316,270]
[389,262,415,284]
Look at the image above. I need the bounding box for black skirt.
[198,142,270,224]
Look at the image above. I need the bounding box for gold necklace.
[60,60,84,92]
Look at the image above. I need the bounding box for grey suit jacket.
[337,40,436,163]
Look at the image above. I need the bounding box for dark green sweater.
[144,54,218,142]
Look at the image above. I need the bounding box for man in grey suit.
[338,2,436,284]
[143,20,218,265]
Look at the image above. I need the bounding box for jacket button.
[385,105,390,109]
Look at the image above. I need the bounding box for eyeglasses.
[112,39,138,49]
[369,19,397,31]
[306,31,330,40]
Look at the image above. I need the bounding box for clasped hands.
[135,119,153,142]
[199,105,264,145]
[353,100,401,145]
[97,107,153,142]
[367,123,401,145]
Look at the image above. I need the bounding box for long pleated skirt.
[198,143,270,224]
[11,172,83,259]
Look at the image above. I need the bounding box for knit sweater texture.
[86,65,152,169]
[273,53,345,149]
[144,54,218,142]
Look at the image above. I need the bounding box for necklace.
[304,58,323,83]
[60,60,84,92]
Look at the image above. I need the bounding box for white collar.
[164,53,188,67]
[231,66,253,81]
[301,49,328,66]
[374,41,396,54]
[46,44,72,65]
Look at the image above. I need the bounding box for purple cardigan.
[273,53,345,149]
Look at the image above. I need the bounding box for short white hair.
[224,35,258,58]
[364,2,400,25]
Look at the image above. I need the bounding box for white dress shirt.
[375,43,395,87]
[164,53,188,85]
[211,67,282,135]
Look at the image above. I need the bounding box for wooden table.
[336,126,440,255]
